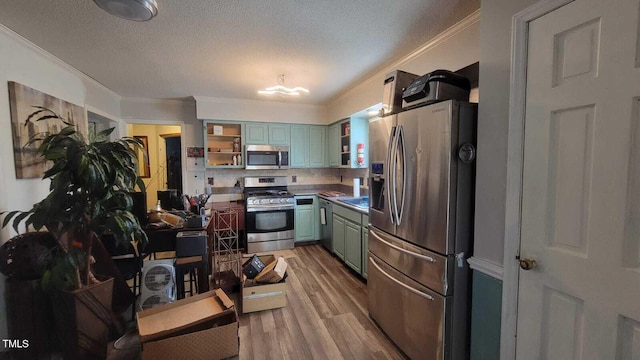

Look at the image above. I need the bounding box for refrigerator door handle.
[396,125,407,225]
[370,228,437,263]
[369,256,434,301]
[391,125,401,224]
[386,126,396,224]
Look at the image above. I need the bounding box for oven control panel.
[246,197,295,211]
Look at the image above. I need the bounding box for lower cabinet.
[295,196,318,242]
[344,221,362,273]
[332,204,368,276]
[332,215,346,260]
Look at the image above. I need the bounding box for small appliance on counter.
[381,70,419,116]
[402,69,471,109]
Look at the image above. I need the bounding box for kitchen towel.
[320,208,326,225]
[353,178,360,198]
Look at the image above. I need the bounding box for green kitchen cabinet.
[291,125,326,168]
[332,214,345,260]
[295,195,318,242]
[268,124,290,145]
[328,117,368,168]
[290,125,309,168]
[245,123,290,146]
[345,221,362,273]
[328,123,341,167]
[245,123,268,144]
[332,203,367,275]
[309,126,326,167]
[295,206,314,241]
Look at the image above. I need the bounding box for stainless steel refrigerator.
[367,100,477,360]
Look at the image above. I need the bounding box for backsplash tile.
[186,167,368,195]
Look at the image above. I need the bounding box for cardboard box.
[137,289,239,360]
[241,255,287,313]
[255,256,287,283]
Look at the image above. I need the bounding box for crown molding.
[0,22,121,101]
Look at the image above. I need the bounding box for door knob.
[518,257,537,271]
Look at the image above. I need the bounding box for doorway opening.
[163,135,182,192]
[127,124,183,211]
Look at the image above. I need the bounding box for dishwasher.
[318,198,333,251]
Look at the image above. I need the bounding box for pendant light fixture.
[93,0,158,21]
[258,74,309,96]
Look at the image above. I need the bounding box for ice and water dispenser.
[370,162,385,211]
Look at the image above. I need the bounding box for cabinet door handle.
[369,257,434,301]
[370,229,436,263]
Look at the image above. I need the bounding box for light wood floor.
[106,244,405,360]
[235,245,405,360]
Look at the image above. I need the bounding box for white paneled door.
[517,0,640,359]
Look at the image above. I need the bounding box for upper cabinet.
[245,123,290,146]
[290,125,327,168]
[290,125,309,168]
[200,117,367,169]
[328,123,341,167]
[329,117,368,168]
[268,124,290,145]
[245,123,268,145]
[203,121,244,168]
[308,126,326,168]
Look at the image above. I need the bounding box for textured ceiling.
[0,0,479,104]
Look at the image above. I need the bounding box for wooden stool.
[174,255,209,299]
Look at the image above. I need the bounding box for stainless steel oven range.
[244,176,294,253]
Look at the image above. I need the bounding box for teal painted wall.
[470,271,503,360]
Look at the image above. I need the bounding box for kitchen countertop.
[288,185,369,214]
[318,195,369,215]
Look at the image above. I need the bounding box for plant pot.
[52,277,115,360]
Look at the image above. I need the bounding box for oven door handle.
[369,256,434,301]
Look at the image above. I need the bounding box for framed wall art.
[187,147,205,158]
[8,81,88,179]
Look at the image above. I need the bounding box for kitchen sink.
[337,196,369,210]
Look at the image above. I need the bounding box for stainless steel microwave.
[245,145,289,170]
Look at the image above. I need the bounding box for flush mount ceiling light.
[93,0,158,21]
[258,74,309,96]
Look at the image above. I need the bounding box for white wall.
[327,11,480,122]
[474,0,538,266]
[195,96,328,124]
[0,24,121,343]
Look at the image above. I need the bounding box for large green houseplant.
[3,106,148,289]
[2,107,148,358]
